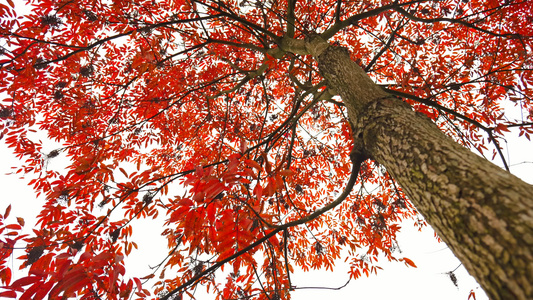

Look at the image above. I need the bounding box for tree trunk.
[315,44,533,300]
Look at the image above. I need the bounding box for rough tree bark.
[301,37,533,300]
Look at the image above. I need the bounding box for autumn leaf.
[0,291,17,298]
[3,205,11,219]
[401,257,417,268]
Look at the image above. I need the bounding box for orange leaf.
[278,169,294,177]
[140,274,155,280]
[119,167,128,178]
[401,257,417,268]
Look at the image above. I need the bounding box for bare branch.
[393,6,525,39]
[286,0,296,38]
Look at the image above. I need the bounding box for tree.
[0,0,532,299]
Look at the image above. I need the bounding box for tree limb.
[159,145,367,300]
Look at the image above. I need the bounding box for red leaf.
[10,276,41,290]
[0,268,11,285]
[63,276,90,297]
[239,138,247,153]
[49,271,87,298]
[4,224,21,230]
[78,251,93,262]
[254,184,263,202]
[178,198,194,206]
[119,167,128,177]
[133,277,142,292]
[3,205,11,219]
[19,280,43,300]
[0,291,17,298]
[203,181,225,199]
[244,159,262,171]
[32,281,54,300]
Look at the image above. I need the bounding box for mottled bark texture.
[315,44,533,300]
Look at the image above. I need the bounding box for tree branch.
[159,146,367,300]
[392,6,524,39]
[321,0,430,40]
[334,0,343,23]
[286,0,296,38]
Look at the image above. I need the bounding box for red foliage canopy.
[0,0,531,299]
